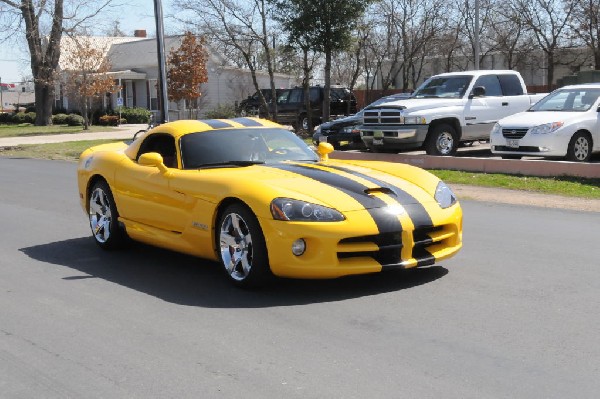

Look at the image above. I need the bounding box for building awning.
[107,70,147,80]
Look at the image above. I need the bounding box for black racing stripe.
[322,164,434,228]
[266,163,403,235]
[203,119,234,129]
[231,117,264,127]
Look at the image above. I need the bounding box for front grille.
[337,225,450,267]
[363,108,404,125]
[502,128,528,139]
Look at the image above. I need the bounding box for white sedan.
[490,84,600,162]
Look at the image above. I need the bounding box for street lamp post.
[153,0,169,124]
[474,0,480,70]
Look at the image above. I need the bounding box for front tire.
[217,203,271,287]
[566,131,592,162]
[425,124,458,156]
[88,180,127,249]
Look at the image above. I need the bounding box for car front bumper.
[259,202,463,279]
[360,125,429,151]
[490,130,572,157]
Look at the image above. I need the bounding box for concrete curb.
[331,151,600,179]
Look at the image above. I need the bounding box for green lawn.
[0,124,117,138]
[1,138,599,200]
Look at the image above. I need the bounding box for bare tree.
[175,0,280,119]
[0,0,113,125]
[512,0,576,87]
[569,0,600,69]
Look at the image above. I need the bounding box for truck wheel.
[425,124,458,156]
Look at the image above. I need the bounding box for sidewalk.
[0,124,146,147]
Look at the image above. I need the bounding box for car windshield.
[180,128,318,169]
[413,75,472,99]
[529,88,600,112]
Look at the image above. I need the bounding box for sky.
[0,0,173,84]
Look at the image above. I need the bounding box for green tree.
[272,0,371,122]
[167,32,209,119]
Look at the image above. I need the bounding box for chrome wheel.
[217,203,270,287]
[436,132,455,155]
[426,124,458,156]
[89,186,112,244]
[219,212,254,282]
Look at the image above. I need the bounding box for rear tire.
[425,124,458,156]
[566,131,592,162]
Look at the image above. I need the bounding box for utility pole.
[474,0,480,70]
[153,0,169,124]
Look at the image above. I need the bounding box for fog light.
[291,239,306,256]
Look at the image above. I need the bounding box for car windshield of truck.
[529,88,600,112]
[413,76,472,99]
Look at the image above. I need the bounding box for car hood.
[498,111,586,127]
[319,114,362,129]
[247,161,437,214]
[369,98,463,112]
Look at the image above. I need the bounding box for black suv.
[275,86,357,130]
[238,89,284,116]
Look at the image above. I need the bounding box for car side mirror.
[139,152,169,173]
[469,86,486,98]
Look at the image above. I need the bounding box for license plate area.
[507,139,519,148]
[373,130,384,145]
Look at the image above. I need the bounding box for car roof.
[124,118,283,159]
[558,83,600,90]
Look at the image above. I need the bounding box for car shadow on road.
[20,236,449,308]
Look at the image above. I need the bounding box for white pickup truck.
[360,70,546,155]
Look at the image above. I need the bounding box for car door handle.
[502,102,509,106]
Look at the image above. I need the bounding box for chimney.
[134,30,147,38]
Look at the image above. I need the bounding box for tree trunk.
[323,50,331,123]
[34,82,54,126]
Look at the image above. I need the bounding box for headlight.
[434,181,457,209]
[491,123,501,136]
[530,122,564,134]
[270,198,345,221]
[342,125,359,134]
[402,116,426,124]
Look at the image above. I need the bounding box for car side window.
[498,74,524,96]
[276,90,291,104]
[289,89,303,103]
[137,133,177,168]
[473,75,503,96]
[309,87,321,102]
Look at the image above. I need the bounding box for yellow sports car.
[77,118,462,286]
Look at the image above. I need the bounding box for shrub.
[66,113,84,126]
[52,113,69,125]
[203,104,237,119]
[0,112,13,123]
[119,107,151,124]
[99,115,120,126]
[12,112,30,124]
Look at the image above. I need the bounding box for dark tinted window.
[276,90,291,104]
[498,74,524,96]
[137,133,177,167]
[289,88,303,103]
[309,87,321,102]
[473,75,502,96]
[180,128,318,168]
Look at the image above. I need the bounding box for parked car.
[238,89,284,116]
[77,117,462,287]
[256,86,357,131]
[360,70,546,155]
[313,93,413,150]
[490,84,600,162]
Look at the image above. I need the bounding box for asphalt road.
[1,157,599,398]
